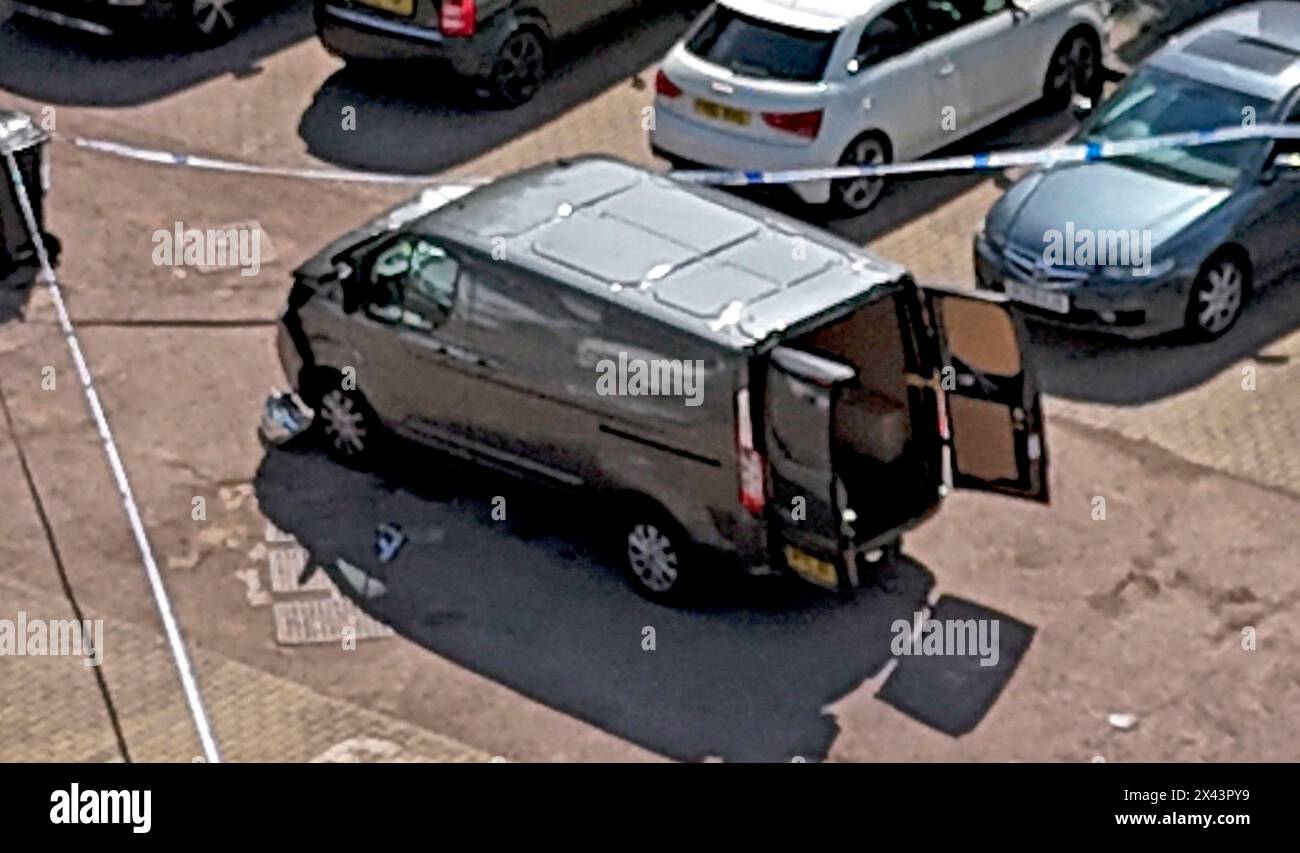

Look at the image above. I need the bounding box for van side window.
[365,236,460,332]
[854,4,922,67]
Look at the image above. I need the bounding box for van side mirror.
[1263,152,1300,184]
[1070,93,1094,121]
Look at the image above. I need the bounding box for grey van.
[271,157,1050,603]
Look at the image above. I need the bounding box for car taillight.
[440,0,476,37]
[655,69,683,99]
[761,109,823,139]
[736,388,766,517]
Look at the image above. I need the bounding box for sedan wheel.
[1189,257,1246,340]
[489,31,548,107]
[831,136,888,215]
[318,388,373,462]
[190,0,238,43]
[626,521,682,599]
[1045,33,1099,108]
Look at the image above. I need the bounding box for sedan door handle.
[938,61,956,78]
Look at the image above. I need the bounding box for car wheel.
[187,0,238,44]
[1043,30,1101,109]
[487,29,548,108]
[623,510,693,604]
[316,386,381,465]
[1186,253,1249,341]
[829,134,889,216]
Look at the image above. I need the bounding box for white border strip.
[5,152,222,764]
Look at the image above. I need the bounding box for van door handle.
[938,61,956,78]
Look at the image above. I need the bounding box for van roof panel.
[531,211,696,285]
[653,263,781,318]
[599,179,761,253]
[420,157,905,350]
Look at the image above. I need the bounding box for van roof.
[418,156,905,351]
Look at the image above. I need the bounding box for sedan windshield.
[686,5,839,82]
[1080,68,1275,186]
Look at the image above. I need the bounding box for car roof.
[716,0,887,32]
[1151,1,1300,101]
[418,157,904,351]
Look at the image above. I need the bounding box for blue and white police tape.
[669,123,1300,186]
[67,135,489,186]
[64,123,1300,188]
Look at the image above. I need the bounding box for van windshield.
[685,6,839,82]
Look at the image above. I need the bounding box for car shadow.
[0,0,312,108]
[296,3,695,175]
[253,439,1034,761]
[1027,267,1300,406]
[0,278,35,324]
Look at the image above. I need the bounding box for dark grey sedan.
[975,1,1300,341]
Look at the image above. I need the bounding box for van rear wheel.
[622,511,693,604]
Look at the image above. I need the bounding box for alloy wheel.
[191,0,237,41]
[318,389,369,459]
[1049,35,1098,104]
[626,523,680,594]
[491,32,547,107]
[1193,259,1245,338]
[834,137,887,214]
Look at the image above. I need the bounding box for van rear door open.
[922,287,1049,503]
[762,347,857,591]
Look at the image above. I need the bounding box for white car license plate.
[1004,280,1070,314]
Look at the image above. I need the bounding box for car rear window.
[685,6,839,82]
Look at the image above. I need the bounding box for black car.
[315,0,644,106]
[7,0,247,43]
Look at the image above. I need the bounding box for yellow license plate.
[784,546,839,590]
[694,99,751,126]
[358,0,414,16]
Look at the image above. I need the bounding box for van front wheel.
[316,387,381,466]
[623,512,693,604]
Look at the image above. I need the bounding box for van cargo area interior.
[792,292,935,538]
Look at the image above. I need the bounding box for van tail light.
[761,109,824,139]
[655,69,683,99]
[440,0,477,37]
[736,388,766,517]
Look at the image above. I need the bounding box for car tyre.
[315,384,384,467]
[621,507,694,605]
[828,133,890,217]
[1043,29,1102,110]
[1186,252,1249,341]
[487,28,549,108]
[186,0,239,45]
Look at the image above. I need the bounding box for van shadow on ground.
[1027,262,1300,407]
[297,2,695,175]
[0,0,311,108]
[254,440,1035,760]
